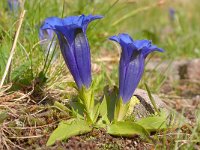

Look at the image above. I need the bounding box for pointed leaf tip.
[47,119,91,146]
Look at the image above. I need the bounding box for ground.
[0,58,199,150]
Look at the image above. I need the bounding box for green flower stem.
[114,96,140,122]
[78,86,95,123]
[114,98,130,122]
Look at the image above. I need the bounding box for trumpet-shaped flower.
[40,14,103,89]
[109,33,164,103]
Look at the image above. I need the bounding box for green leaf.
[114,98,130,121]
[47,119,92,146]
[78,86,94,113]
[99,96,108,117]
[102,86,140,122]
[107,121,149,137]
[136,114,167,131]
[70,101,85,117]
[99,96,110,123]
[96,97,110,128]
[91,102,100,123]
[103,86,118,121]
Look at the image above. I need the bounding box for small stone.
[133,89,168,120]
[184,59,200,81]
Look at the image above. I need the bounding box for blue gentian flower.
[8,0,19,11]
[40,14,103,89]
[109,33,164,103]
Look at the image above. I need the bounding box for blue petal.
[109,34,136,63]
[40,15,103,32]
[57,32,83,88]
[73,29,92,88]
[55,24,80,44]
[119,57,126,101]
[118,33,134,44]
[83,14,103,24]
[62,16,83,27]
[109,33,134,44]
[40,17,63,30]
[62,14,103,32]
[54,25,86,88]
[134,40,151,50]
[82,14,103,32]
[120,52,145,103]
[142,45,164,58]
[109,35,120,43]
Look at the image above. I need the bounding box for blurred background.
[0,0,200,91]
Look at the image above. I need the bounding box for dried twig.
[0,10,26,89]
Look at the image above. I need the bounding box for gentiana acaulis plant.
[39,24,58,62]
[40,14,103,123]
[109,33,164,121]
[44,15,167,146]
